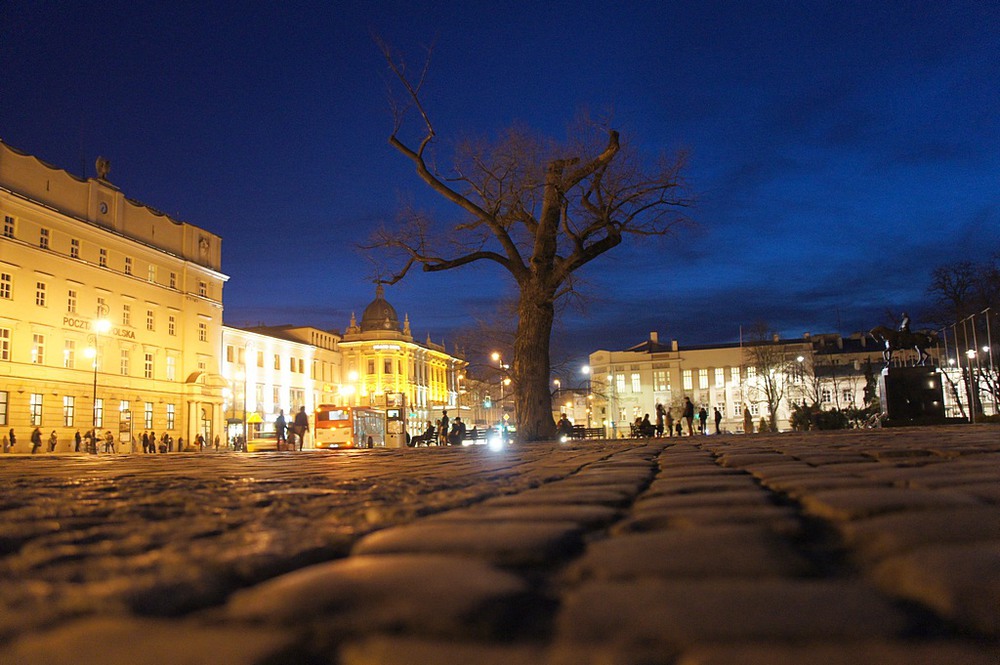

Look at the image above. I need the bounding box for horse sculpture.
[869,326,937,367]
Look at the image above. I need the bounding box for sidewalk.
[0,425,997,664]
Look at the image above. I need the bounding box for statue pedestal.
[879,366,946,426]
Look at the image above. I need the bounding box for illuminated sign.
[372,344,401,351]
[63,316,136,339]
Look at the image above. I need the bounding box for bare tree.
[370,42,692,441]
[742,323,797,431]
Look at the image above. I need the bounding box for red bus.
[313,405,386,449]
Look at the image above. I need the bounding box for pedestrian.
[149,431,157,453]
[214,434,220,451]
[31,427,42,454]
[104,431,115,453]
[275,409,287,449]
[698,407,708,435]
[714,407,722,434]
[743,406,754,434]
[557,413,573,438]
[439,410,450,446]
[666,408,674,437]
[46,430,57,452]
[293,406,309,450]
[142,431,150,453]
[655,403,665,437]
[2,432,9,453]
[675,421,683,437]
[683,397,695,436]
[8,429,16,453]
[74,430,82,452]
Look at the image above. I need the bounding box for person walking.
[439,410,450,446]
[8,429,16,453]
[683,397,695,436]
[275,410,287,450]
[714,408,722,434]
[293,406,309,451]
[2,432,9,453]
[655,403,665,437]
[698,407,708,435]
[743,406,754,434]
[48,430,58,452]
[31,427,42,454]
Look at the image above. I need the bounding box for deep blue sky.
[4,1,998,369]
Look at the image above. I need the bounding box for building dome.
[360,284,402,332]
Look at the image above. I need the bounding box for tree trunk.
[512,282,556,442]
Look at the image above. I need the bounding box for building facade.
[0,142,228,451]
[587,330,940,435]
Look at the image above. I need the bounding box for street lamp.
[84,305,111,434]
[491,352,511,431]
[966,349,977,424]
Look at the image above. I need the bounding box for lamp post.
[84,305,111,435]
[491,352,511,431]
[966,348,977,424]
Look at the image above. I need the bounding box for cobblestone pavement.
[0,425,997,664]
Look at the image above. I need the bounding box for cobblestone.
[0,424,997,663]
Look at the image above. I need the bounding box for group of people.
[410,410,470,446]
[1,427,205,454]
[626,398,725,438]
[273,407,310,451]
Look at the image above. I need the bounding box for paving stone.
[351,521,584,565]
[799,487,980,521]
[645,476,760,496]
[633,490,773,511]
[556,579,909,645]
[612,505,801,534]
[675,640,1000,665]
[227,554,529,638]
[837,506,1000,561]
[0,617,295,665]
[481,487,634,507]
[339,635,547,665]
[871,542,1000,635]
[567,526,811,580]
[425,504,619,528]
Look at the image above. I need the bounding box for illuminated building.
[0,141,228,449]
[339,285,466,435]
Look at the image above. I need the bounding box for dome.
[360,284,402,332]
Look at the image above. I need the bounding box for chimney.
[671,339,679,352]
[772,333,780,343]
[650,332,658,344]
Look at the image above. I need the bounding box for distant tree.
[370,41,692,441]
[742,323,797,431]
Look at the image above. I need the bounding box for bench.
[569,425,605,440]
[461,429,488,444]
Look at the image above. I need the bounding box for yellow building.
[339,285,466,435]
[0,141,228,451]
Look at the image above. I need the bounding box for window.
[166,356,176,381]
[144,402,154,429]
[168,315,176,336]
[384,359,392,375]
[39,228,50,249]
[99,248,108,267]
[0,272,10,299]
[616,374,626,394]
[715,368,725,388]
[146,309,154,331]
[683,370,693,390]
[290,388,304,408]
[226,345,234,362]
[169,272,177,289]
[32,334,45,364]
[35,282,46,307]
[257,350,264,368]
[0,390,7,425]
[273,386,281,410]
[747,366,757,380]
[197,360,206,372]
[124,257,133,275]
[120,349,130,376]
[166,404,175,429]
[274,354,281,370]
[64,340,76,369]
[631,373,641,393]
[198,281,207,297]
[70,238,80,259]
[94,398,104,428]
[144,353,154,379]
[30,393,43,426]
[147,264,156,283]
[842,389,853,404]
[122,304,131,326]
[119,401,130,425]
[63,396,75,427]
[367,359,375,375]
[67,289,77,313]
[731,367,740,384]
[97,296,107,313]
[2,215,13,238]
[821,388,832,404]
[237,347,245,365]
[198,322,207,342]
[298,358,304,374]
[750,401,759,416]
[698,369,708,390]
[653,370,669,391]
[0,328,9,361]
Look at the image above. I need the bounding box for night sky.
[4,1,998,370]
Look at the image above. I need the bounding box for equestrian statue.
[869,312,937,367]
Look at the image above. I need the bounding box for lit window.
[257,350,264,368]
[842,389,853,404]
[168,315,176,336]
[120,349,130,376]
[198,322,207,342]
[32,334,45,364]
[384,359,392,375]
[2,215,13,238]
[747,366,757,380]
[94,398,104,428]
[631,373,641,393]
[30,393,43,426]
[124,257,133,275]
[0,328,10,361]
[146,310,154,331]
[35,282,46,307]
[0,390,7,425]
[199,281,207,297]
[122,304,131,326]
[144,402,153,428]
[698,369,708,389]
[715,368,725,387]
[731,367,740,384]
[147,264,156,283]
[226,345,234,362]
[99,248,108,267]
[64,340,76,369]
[63,396,75,427]
[683,370,693,390]
[39,228,50,249]
[274,354,280,370]
[67,289,77,313]
[144,353,154,379]
[0,273,10,299]
[166,404,175,429]
[821,389,831,404]
[166,356,176,381]
[70,238,80,259]
[169,272,177,289]
[616,374,626,394]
